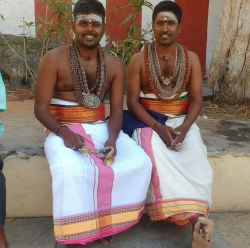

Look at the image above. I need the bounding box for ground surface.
[4,213,250,248]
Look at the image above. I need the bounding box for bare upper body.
[35,11,124,153]
[127,11,203,151]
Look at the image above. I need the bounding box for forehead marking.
[76,14,103,24]
[157,11,178,23]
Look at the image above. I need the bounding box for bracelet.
[150,120,158,129]
[55,124,67,135]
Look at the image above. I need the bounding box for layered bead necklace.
[145,42,190,101]
[68,41,107,108]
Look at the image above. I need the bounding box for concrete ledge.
[3,152,250,217]
[4,155,52,217]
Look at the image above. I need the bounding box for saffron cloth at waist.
[139,96,189,116]
[49,104,105,123]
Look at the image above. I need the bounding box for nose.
[86,23,94,32]
[161,23,169,32]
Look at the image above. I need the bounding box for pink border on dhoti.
[68,123,114,210]
[139,128,162,201]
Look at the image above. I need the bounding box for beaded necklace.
[68,41,107,108]
[145,42,190,101]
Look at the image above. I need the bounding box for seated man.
[127,1,214,247]
[0,72,8,248]
[34,0,151,246]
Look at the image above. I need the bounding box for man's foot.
[0,229,8,248]
[192,217,214,248]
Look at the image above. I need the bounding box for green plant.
[37,0,72,61]
[106,0,153,64]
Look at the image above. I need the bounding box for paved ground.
[4,213,250,248]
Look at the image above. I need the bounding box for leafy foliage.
[106,0,153,64]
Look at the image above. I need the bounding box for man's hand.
[170,125,189,151]
[104,137,117,156]
[57,126,85,150]
[154,123,181,149]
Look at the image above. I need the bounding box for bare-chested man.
[34,0,151,246]
[126,1,214,247]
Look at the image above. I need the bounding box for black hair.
[152,1,182,23]
[73,0,106,21]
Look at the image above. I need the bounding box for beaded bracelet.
[55,124,67,135]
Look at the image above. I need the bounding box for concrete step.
[4,213,250,248]
[1,100,250,217]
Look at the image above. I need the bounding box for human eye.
[169,20,177,26]
[156,20,164,26]
[78,20,88,27]
[92,21,102,28]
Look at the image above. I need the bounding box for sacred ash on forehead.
[75,14,103,24]
[157,11,178,23]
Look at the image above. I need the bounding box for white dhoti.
[133,93,213,226]
[44,99,152,245]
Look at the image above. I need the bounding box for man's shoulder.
[105,53,123,67]
[187,50,199,61]
[45,45,68,60]
[186,50,200,67]
[131,51,144,60]
[106,53,122,64]
[187,50,198,58]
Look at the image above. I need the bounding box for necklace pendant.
[81,93,101,108]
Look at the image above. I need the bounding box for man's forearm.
[181,98,202,130]
[34,107,64,134]
[128,101,156,127]
[107,111,122,141]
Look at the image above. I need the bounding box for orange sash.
[140,97,189,116]
[49,104,105,123]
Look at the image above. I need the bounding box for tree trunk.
[208,0,250,103]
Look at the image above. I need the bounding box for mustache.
[159,32,171,35]
[82,32,97,36]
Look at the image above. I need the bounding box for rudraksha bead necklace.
[145,42,190,101]
[68,41,107,108]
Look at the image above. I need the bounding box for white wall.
[0,0,36,36]
[206,0,226,71]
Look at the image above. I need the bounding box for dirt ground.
[201,101,249,120]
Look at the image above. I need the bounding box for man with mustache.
[127,1,214,247]
[35,0,151,246]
